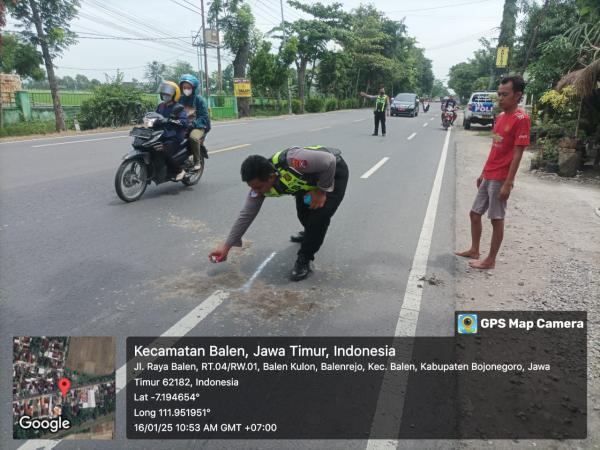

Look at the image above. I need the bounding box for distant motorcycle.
[114,111,203,202]
[442,107,457,130]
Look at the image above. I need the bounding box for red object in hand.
[210,255,223,263]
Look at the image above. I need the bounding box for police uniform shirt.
[225,147,337,247]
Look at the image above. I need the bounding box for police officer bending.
[209,146,349,281]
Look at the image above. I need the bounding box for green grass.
[0,120,73,138]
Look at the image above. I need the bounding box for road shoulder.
[454,126,599,449]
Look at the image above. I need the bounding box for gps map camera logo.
[457,314,478,334]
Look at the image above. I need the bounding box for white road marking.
[423,122,429,127]
[0,130,129,146]
[407,132,417,140]
[208,143,251,155]
[241,251,277,292]
[360,157,389,179]
[396,127,451,335]
[213,122,249,127]
[353,118,366,123]
[366,128,452,449]
[430,117,435,121]
[32,135,129,147]
[309,126,331,132]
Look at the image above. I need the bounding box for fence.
[208,95,237,120]
[1,90,239,127]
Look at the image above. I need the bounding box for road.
[1,107,457,449]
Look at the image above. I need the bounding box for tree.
[144,61,167,92]
[431,79,449,99]
[0,33,45,80]
[248,40,293,100]
[7,0,80,131]
[165,60,196,84]
[212,0,256,117]
[448,38,496,102]
[75,74,90,91]
[287,1,347,112]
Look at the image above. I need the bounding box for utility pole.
[280,0,293,114]
[216,8,223,92]
[192,30,204,95]
[200,0,210,99]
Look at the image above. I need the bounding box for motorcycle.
[442,106,457,130]
[114,110,204,202]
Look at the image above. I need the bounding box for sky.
[5,0,508,85]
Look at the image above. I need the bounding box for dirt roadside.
[453,125,600,449]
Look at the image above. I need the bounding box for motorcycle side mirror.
[171,103,184,118]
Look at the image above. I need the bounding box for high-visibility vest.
[264,146,340,197]
[375,95,387,112]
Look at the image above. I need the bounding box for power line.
[388,0,499,14]
[424,27,498,51]
[168,0,203,15]
[86,0,193,49]
[55,50,193,72]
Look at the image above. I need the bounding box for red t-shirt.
[483,109,531,181]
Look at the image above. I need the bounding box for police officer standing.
[209,146,349,281]
[360,88,390,136]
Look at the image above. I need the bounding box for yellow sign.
[496,46,509,68]
[234,78,252,97]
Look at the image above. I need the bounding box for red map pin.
[57,378,71,397]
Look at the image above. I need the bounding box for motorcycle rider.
[156,81,188,181]
[441,94,458,125]
[178,74,211,170]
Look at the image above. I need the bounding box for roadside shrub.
[305,98,324,113]
[325,98,338,111]
[78,83,155,130]
[292,99,302,114]
[0,120,74,138]
[340,98,360,109]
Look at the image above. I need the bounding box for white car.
[463,91,496,129]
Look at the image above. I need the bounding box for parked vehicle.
[114,112,203,202]
[391,93,419,117]
[463,91,496,129]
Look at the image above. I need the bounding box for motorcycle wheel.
[115,159,148,202]
[182,155,204,186]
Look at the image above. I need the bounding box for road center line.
[32,135,129,148]
[430,117,435,121]
[365,128,452,449]
[353,118,366,123]
[423,122,429,127]
[309,126,331,132]
[407,132,417,140]
[360,157,389,179]
[208,143,251,155]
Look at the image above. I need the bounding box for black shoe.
[290,256,312,281]
[371,133,378,136]
[290,231,305,243]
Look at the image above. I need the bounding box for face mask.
[183,89,193,97]
[160,93,172,102]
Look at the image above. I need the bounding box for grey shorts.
[471,179,507,219]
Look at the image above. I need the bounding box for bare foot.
[468,258,495,269]
[455,249,480,259]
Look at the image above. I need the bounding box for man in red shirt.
[456,75,530,269]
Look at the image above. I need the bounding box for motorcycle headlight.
[143,117,157,128]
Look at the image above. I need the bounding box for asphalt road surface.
[1,107,457,450]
